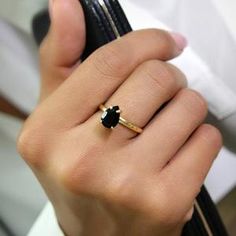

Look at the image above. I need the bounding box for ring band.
[99,104,143,134]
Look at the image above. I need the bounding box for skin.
[17,0,223,235]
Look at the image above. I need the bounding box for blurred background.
[0,0,236,235]
[0,1,48,236]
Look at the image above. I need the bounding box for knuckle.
[92,44,127,78]
[184,207,194,223]
[152,186,185,226]
[17,123,44,168]
[179,89,208,118]
[105,173,135,207]
[155,201,182,226]
[166,63,188,88]
[150,29,175,59]
[199,124,223,148]
[17,129,30,159]
[142,60,177,93]
[17,112,53,168]
[61,145,101,194]
[60,164,85,194]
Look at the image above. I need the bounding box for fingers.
[161,124,222,210]
[135,89,208,169]
[38,29,187,130]
[185,207,195,222]
[126,125,221,226]
[47,0,86,67]
[91,61,187,140]
[40,0,86,100]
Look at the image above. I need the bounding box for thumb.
[40,0,86,100]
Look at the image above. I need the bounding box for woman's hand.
[17,0,222,235]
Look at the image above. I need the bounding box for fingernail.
[170,32,188,52]
[49,0,54,18]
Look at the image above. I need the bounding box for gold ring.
[99,104,143,134]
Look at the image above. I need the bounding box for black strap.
[182,186,228,236]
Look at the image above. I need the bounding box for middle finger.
[135,89,208,170]
[89,60,187,140]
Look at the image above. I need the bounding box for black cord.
[0,217,16,236]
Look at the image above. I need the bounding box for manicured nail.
[170,32,188,52]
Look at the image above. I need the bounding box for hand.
[17,0,222,235]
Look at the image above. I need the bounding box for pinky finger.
[160,124,222,210]
[184,206,194,222]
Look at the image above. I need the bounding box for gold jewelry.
[99,104,143,134]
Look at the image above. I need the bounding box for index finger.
[35,29,187,129]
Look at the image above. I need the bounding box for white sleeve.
[120,0,236,120]
[27,203,64,236]
[0,19,40,114]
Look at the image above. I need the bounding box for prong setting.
[100,106,120,129]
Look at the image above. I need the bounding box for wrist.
[54,198,115,236]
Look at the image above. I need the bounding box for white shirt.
[0,0,236,235]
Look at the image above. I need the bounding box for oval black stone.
[101,106,120,129]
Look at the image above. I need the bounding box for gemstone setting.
[101,106,121,129]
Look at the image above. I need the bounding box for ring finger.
[88,60,187,140]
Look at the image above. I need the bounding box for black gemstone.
[101,106,120,129]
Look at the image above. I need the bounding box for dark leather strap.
[182,186,228,236]
[0,94,27,119]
